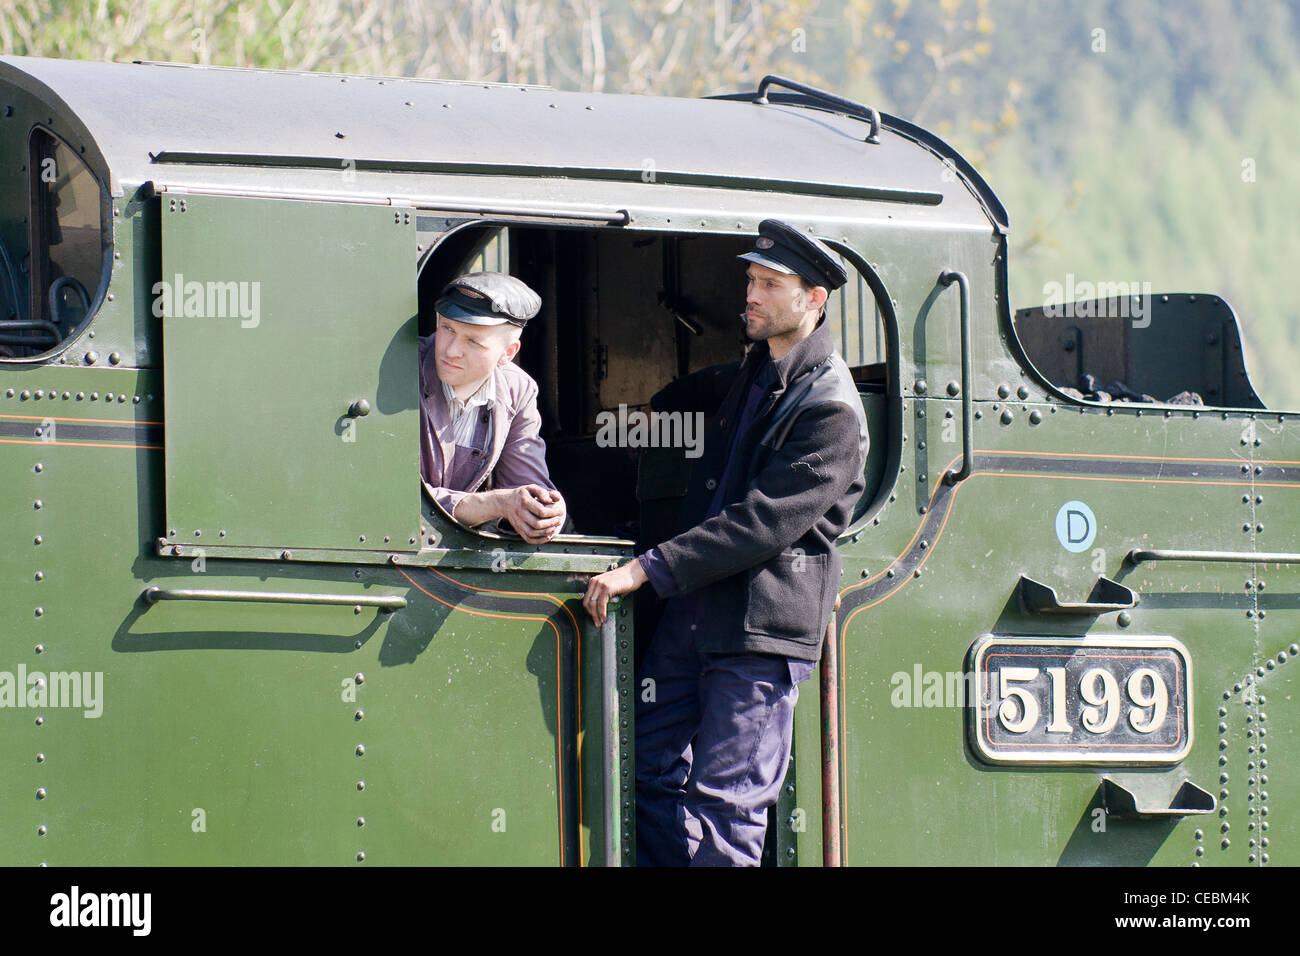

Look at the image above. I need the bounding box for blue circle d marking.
[1055,500,1096,553]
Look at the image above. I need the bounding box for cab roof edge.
[127,59,554,91]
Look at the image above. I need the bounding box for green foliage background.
[4,0,1298,406]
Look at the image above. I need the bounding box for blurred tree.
[0,0,827,94]
[4,0,1299,405]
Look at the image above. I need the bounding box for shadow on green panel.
[377,597,452,665]
[113,601,394,653]
[1058,783,1177,866]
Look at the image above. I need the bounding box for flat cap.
[436,272,542,327]
[738,219,848,291]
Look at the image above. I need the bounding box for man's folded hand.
[502,484,566,543]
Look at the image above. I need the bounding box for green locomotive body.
[0,56,1292,865]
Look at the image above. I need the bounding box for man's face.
[743,263,815,343]
[433,315,520,394]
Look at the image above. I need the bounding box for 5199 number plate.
[969,635,1192,765]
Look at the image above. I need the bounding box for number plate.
[969,635,1192,765]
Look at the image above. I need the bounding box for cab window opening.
[416,222,892,543]
[2,127,110,361]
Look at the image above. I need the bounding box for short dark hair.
[798,276,827,318]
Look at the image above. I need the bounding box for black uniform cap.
[436,272,542,327]
[738,219,848,291]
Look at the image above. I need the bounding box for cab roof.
[0,56,998,225]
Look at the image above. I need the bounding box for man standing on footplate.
[582,219,870,866]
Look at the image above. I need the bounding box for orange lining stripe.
[839,464,1297,641]
[0,413,163,425]
[396,565,568,866]
[843,451,963,593]
[832,450,1300,868]
[838,460,965,863]
[836,453,1300,864]
[428,566,581,636]
[843,448,1300,597]
[982,448,1267,464]
[0,437,160,449]
[428,565,588,866]
[981,471,1294,489]
[837,623,847,865]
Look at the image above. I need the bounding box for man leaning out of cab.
[419,271,565,543]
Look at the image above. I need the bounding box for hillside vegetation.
[4,0,1297,406]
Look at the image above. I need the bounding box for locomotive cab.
[2,55,926,866]
[7,55,1291,869]
[414,220,892,543]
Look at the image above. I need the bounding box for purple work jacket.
[418,335,558,523]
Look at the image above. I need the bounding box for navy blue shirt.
[640,357,774,598]
[638,356,817,682]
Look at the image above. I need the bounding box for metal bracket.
[1018,575,1137,615]
[1102,778,1215,819]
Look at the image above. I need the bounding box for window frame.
[414,219,900,545]
[13,124,113,363]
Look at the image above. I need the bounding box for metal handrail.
[753,75,881,144]
[0,317,62,347]
[600,615,619,867]
[821,613,842,866]
[143,586,406,610]
[1127,549,1300,565]
[48,276,89,336]
[939,269,973,484]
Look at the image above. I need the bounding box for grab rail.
[753,75,881,144]
[143,586,406,610]
[1127,549,1300,565]
[939,270,973,484]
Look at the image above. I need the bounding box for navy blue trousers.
[635,602,813,866]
